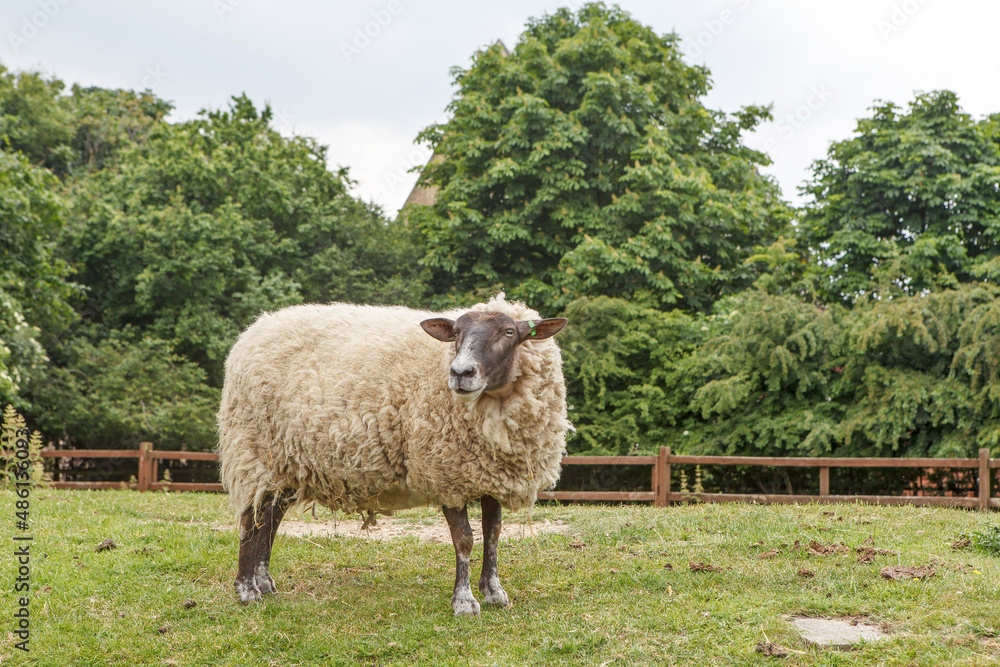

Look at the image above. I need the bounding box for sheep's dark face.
[421,312,567,401]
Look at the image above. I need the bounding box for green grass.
[972,523,1000,556]
[1,490,998,666]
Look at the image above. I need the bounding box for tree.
[64,95,425,384]
[682,283,1000,460]
[685,291,844,457]
[0,150,75,408]
[559,296,704,455]
[838,284,999,457]
[0,65,172,176]
[26,333,219,450]
[410,3,789,313]
[800,90,1000,303]
[67,85,172,172]
[0,66,74,173]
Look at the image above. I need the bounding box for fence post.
[138,442,152,492]
[819,467,830,501]
[658,446,670,507]
[980,448,991,512]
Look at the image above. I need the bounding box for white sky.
[3,1,999,215]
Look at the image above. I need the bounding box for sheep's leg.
[478,495,510,607]
[253,491,292,595]
[234,491,292,604]
[442,504,480,616]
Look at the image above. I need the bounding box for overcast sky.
[3,1,999,215]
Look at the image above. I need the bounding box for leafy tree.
[683,284,1000,459]
[68,85,172,172]
[686,291,844,457]
[0,65,170,175]
[801,90,1000,303]
[559,296,704,455]
[26,332,218,450]
[952,287,1000,450]
[839,284,999,457]
[410,3,789,313]
[0,66,74,173]
[64,95,425,384]
[0,150,75,408]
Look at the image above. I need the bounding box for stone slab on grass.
[791,617,888,648]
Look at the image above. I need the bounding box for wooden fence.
[37,445,999,511]
[41,443,222,493]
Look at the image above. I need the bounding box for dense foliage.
[63,95,424,386]
[1,69,424,449]
[0,3,997,463]
[411,4,789,313]
[0,150,74,408]
[800,90,1000,303]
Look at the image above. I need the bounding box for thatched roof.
[396,41,509,222]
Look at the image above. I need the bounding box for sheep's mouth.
[451,386,484,401]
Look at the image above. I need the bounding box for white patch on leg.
[452,555,480,616]
[254,560,277,595]
[479,575,510,607]
[452,590,480,616]
[235,578,262,604]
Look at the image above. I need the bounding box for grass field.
[1,489,998,666]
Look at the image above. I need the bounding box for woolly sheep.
[217,294,570,615]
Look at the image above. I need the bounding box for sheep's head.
[420,311,567,401]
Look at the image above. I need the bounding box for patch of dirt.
[952,536,971,550]
[755,548,781,559]
[689,561,723,573]
[880,565,935,580]
[273,517,571,544]
[855,546,897,564]
[796,568,816,578]
[807,540,850,556]
[755,641,789,657]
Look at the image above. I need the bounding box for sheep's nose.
[450,364,476,379]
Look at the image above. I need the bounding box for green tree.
[686,291,844,457]
[0,66,74,173]
[26,332,218,450]
[64,95,425,384]
[559,296,704,455]
[0,150,75,407]
[410,3,789,312]
[801,90,1000,303]
[0,65,171,175]
[683,284,1000,459]
[68,85,173,172]
[839,285,998,457]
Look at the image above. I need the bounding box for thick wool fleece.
[217,294,570,519]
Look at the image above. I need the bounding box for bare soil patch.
[880,565,935,580]
[274,516,571,544]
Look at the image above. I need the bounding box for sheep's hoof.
[452,594,481,616]
[256,574,277,596]
[254,564,277,596]
[235,579,262,604]
[481,587,510,608]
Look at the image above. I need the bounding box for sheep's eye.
[504,328,515,337]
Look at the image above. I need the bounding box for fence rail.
[35,445,998,511]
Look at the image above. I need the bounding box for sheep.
[217,293,570,615]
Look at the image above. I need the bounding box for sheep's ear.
[420,318,457,342]
[516,317,567,342]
